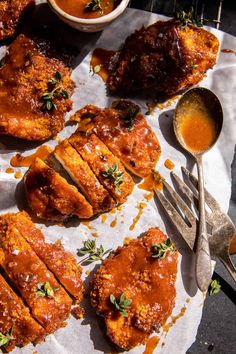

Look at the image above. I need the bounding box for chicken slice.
[1,211,83,301]
[0,34,74,141]
[91,228,178,350]
[71,100,161,178]
[0,273,45,352]
[0,0,34,41]
[24,158,93,221]
[107,19,219,95]
[54,140,115,214]
[0,219,72,334]
[69,132,134,204]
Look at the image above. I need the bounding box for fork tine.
[154,188,193,246]
[181,166,221,212]
[162,179,196,226]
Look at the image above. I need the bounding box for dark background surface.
[129,1,236,353]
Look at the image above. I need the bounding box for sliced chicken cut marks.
[70,100,161,178]
[54,140,115,214]
[24,157,93,221]
[0,274,45,352]
[69,132,135,204]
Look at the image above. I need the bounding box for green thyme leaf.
[110,293,132,317]
[151,238,176,259]
[36,281,59,298]
[102,163,123,195]
[175,6,203,28]
[93,64,102,74]
[85,0,103,12]
[0,327,13,347]
[41,73,68,111]
[78,239,111,265]
[209,279,221,296]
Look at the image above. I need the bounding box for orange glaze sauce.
[110,215,117,228]
[129,202,147,231]
[179,112,217,153]
[14,171,23,179]
[100,214,108,224]
[164,159,175,170]
[90,48,115,82]
[5,167,14,174]
[138,171,163,192]
[143,336,160,354]
[10,146,52,168]
[55,0,117,19]
[221,49,236,55]
[163,305,186,333]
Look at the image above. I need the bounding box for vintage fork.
[154,166,236,283]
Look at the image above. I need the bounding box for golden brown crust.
[0,0,34,41]
[0,274,45,352]
[2,211,83,301]
[107,19,219,95]
[0,34,74,141]
[24,158,93,221]
[0,217,72,334]
[91,228,178,350]
[71,101,161,178]
[69,132,135,203]
[54,140,115,214]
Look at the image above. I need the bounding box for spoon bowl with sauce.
[173,87,223,291]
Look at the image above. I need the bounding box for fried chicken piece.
[24,158,93,221]
[1,211,83,301]
[54,140,115,214]
[0,219,72,334]
[91,228,178,350]
[107,19,219,96]
[0,274,45,352]
[0,34,74,141]
[71,100,161,178]
[0,0,34,41]
[69,132,134,204]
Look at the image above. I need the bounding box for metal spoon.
[173,87,223,292]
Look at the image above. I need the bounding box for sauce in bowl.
[55,0,118,19]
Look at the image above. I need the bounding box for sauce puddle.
[164,159,175,170]
[90,48,115,82]
[221,48,236,55]
[143,336,160,354]
[10,146,52,167]
[138,171,163,192]
[129,201,147,231]
[14,171,23,179]
[5,167,14,174]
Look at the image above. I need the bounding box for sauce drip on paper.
[10,146,52,167]
[90,48,115,82]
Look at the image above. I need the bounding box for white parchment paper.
[0,6,236,354]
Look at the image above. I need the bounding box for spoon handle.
[195,155,212,292]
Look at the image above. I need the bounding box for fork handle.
[219,254,236,283]
[195,155,212,292]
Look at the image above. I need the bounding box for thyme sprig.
[78,239,111,265]
[41,71,69,111]
[209,279,221,296]
[102,163,123,195]
[175,7,203,28]
[85,0,103,12]
[0,328,13,347]
[36,281,59,298]
[110,293,132,317]
[151,238,176,259]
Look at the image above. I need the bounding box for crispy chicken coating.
[107,19,219,96]
[54,140,115,214]
[0,34,74,141]
[1,211,83,301]
[71,100,161,178]
[0,0,34,41]
[0,219,72,334]
[91,228,178,350]
[24,158,93,221]
[0,274,45,352]
[69,131,135,204]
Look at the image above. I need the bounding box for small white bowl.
[47,0,130,32]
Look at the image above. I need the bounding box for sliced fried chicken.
[69,132,134,204]
[1,211,83,301]
[0,218,72,334]
[71,100,161,178]
[91,228,178,350]
[24,158,93,221]
[0,0,34,41]
[0,34,74,141]
[54,140,115,214]
[107,19,219,95]
[0,274,45,352]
